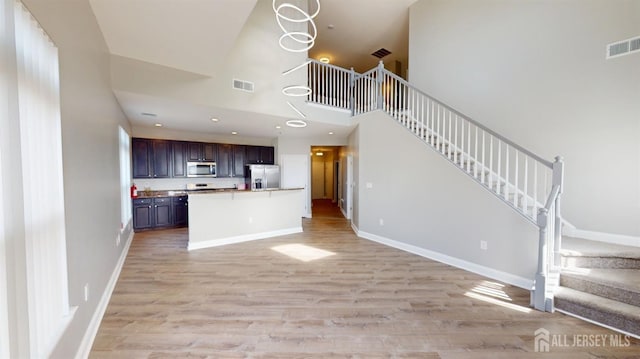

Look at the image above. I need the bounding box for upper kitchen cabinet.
[152,140,171,178]
[232,145,247,176]
[132,138,152,178]
[246,146,274,165]
[172,141,188,177]
[187,142,216,162]
[132,138,172,178]
[217,144,246,178]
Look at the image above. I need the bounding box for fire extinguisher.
[131,183,138,198]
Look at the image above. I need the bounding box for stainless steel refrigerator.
[246,165,280,190]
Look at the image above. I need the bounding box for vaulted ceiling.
[88,0,418,139]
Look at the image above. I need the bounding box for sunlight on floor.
[271,243,336,262]
[464,280,532,313]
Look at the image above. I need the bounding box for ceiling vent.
[233,79,254,92]
[371,48,392,59]
[606,36,640,59]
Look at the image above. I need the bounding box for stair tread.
[562,237,640,259]
[555,286,640,320]
[561,268,640,294]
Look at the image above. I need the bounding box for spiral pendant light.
[273,0,320,126]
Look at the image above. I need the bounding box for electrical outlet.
[379,218,384,226]
[480,240,488,251]
[84,284,89,302]
[366,182,373,189]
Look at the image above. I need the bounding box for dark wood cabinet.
[132,138,152,178]
[152,140,171,178]
[132,137,266,179]
[133,196,188,231]
[153,197,172,227]
[246,146,275,165]
[172,141,188,177]
[232,145,247,176]
[217,144,247,177]
[132,138,172,178]
[132,198,153,230]
[187,142,217,162]
[216,144,232,177]
[172,196,188,227]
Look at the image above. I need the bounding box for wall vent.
[606,36,640,59]
[233,79,254,92]
[371,48,392,59]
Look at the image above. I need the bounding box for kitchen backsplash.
[134,177,245,191]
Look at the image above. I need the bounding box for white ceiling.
[89,0,257,76]
[89,0,417,139]
[310,0,418,72]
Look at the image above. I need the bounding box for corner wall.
[409,0,640,238]
[354,111,539,285]
[20,1,133,357]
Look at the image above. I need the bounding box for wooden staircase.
[555,237,640,337]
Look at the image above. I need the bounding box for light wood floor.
[91,201,639,358]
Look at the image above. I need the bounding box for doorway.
[310,146,347,218]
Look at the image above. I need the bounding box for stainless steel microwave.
[187,161,216,177]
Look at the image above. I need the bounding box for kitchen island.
[187,188,304,250]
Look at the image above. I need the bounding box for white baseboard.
[340,207,348,219]
[351,222,359,236]
[188,227,303,251]
[564,228,640,248]
[356,230,533,290]
[74,229,134,359]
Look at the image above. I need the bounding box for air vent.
[371,48,392,59]
[607,36,640,59]
[233,79,254,92]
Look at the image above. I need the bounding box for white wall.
[409,0,640,237]
[354,111,539,284]
[15,0,132,357]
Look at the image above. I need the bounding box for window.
[13,1,72,356]
[119,126,132,229]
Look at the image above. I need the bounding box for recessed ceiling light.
[327,24,335,30]
[275,125,281,129]
[319,57,330,64]
[154,123,162,127]
[315,152,324,156]
[328,131,334,135]
[231,131,238,135]
[286,119,307,128]
[210,117,219,122]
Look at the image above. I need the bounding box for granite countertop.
[135,188,303,199]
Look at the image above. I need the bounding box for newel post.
[533,207,549,311]
[552,156,564,267]
[376,61,384,110]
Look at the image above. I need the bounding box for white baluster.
[533,162,538,218]
[523,156,529,212]
[497,141,502,195]
[447,112,452,159]
[489,135,494,190]
[474,126,478,178]
[481,130,486,184]
[504,145,510,201]
[514,151,519,207]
